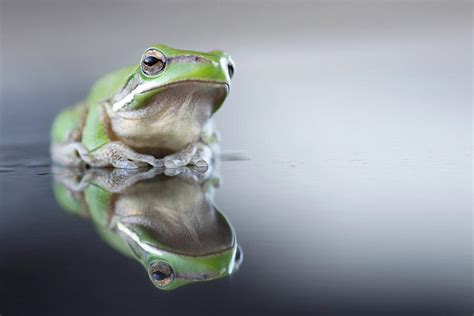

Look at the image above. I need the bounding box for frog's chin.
[111,80,229,119]
[107,81,228,156]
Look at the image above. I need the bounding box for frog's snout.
[209,49,235,80]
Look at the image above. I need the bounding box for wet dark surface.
[0,143,471,316]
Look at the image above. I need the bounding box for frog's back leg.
[51,103,87,143]
[50,103,88,166]
[51,101,162,168]
[52,180,89,217]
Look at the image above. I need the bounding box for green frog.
[51,44,234,169]
[53,167,242,290]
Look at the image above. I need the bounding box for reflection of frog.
[53,168,242,290]
[51,44,234,169]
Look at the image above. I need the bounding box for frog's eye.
[149,261,174,287]
[141,49,166,76]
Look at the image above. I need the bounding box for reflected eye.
[149,261,174,287]
[141,49,166,76]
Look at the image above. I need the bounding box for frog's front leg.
[85,142,164,169]
[51,141,163,169]
[163,142,214,169]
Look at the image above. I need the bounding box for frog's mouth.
[112,80,229,118]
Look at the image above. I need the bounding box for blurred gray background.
[1,1,471,160]
[0,1,472,315]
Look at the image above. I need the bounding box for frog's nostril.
[235,247,241,262]
[227,63,234,78]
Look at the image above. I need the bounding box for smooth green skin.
[53,175,239,290]
[51,44,233,151]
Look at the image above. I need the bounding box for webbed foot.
[83,142,163,169]
[163,142,213,169]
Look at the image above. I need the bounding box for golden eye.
[149,261,174,287]
[141,49,166,76]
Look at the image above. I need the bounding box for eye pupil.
[143,56,159,66]
[151,270,168,281]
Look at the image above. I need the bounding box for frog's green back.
[50,103,85,143]
[85,65,137,105]
[51,65,137,145]
[52,181,88,217]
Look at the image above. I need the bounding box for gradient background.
[0,1,472,315]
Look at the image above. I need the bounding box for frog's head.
[115,208,242,291]
[111,44,234,113]
[111,176,242,290]
[106,44,234,156]
[147,246,242,290]
[145,243,243,291]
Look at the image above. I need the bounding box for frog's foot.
[85,142,163,169]
[52,165,91,191]
[163,142,213,169]
[84,168,163,192]
[51,142,88,167]
[162,165,214,183]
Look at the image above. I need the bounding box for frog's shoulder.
[86,65,138,105]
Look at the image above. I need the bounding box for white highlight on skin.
[112,81,160,112]
[116,221,165,257]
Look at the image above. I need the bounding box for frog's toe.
[163,166,186,177]
[177,168,199,183]
[190,149,210,169]
[164,158,181,169]
[148,159,164,168]
[112,159,142,169]
[193,159,209,168]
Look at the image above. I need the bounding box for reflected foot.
[53,165,215,192]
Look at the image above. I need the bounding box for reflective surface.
[0,1,471,315]
[0,142,471,315]
[53,166,242,290]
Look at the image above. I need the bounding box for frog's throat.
[112,80,229,112]
[116,221,235,257]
